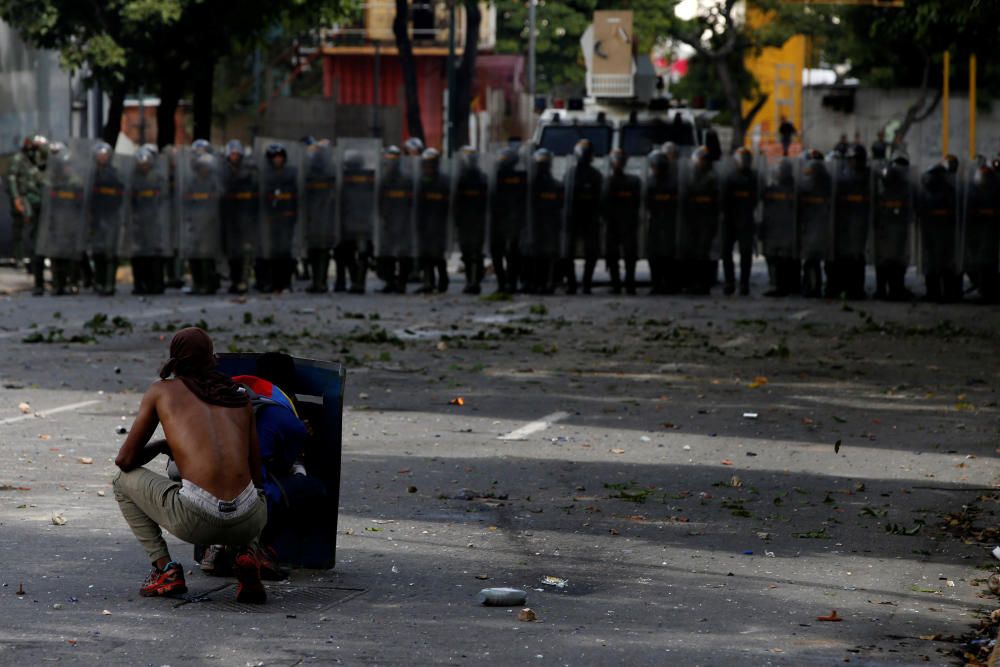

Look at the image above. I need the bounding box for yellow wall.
[743,6,808,154]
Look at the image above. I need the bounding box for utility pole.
[446,1,457,156]
[527,0,536,104]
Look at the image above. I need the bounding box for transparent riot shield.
[254,138,304,260]
[451,150,489,259]
[959,162,1000,286]
[831,157,872,264]
[375,151,416,259]
[915,161,961,275]
[124,152,172,257]
[718,155,759,258]
[36,146,92,260]
[337,138,380,247]
[176,148,223,260]
[219,146,259,260]
[414,154,452,259]
[525,154,564,260]
[677,157,722,262]
[624,153,648,259]
[871,160,914,269]
[759,155,798,259]
[299,142,337,250]
[487,145,528,291]
[797,156,834,262]
[645,152,680,263]
[560,154,604,260]
[603,155,644,266]
[88,148,127,256]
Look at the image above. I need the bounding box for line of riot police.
[22,135,1000,303]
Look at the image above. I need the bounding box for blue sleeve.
[256,405,308,473]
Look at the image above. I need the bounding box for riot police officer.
[720,147,758,296]
[256,143,299,293]
[490,146,525,294]
[564,139,603,294]
[798,149,833,298]
[646,145,680,295]
[8,135,47,293]
[414,148,450,293]
[454,146,488,294]
[830,144,871,299]
[918,155,961,302]
[760,157,799,297]
[603,148,641,295]
[376,146,415,294]
[872,156,913,301]
[678,146,720,294]
[524,148,564,294]
[220,140,258,295]
[961,162,1000,302]
[89,141,126,296]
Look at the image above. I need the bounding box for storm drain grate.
[174,584,365,613]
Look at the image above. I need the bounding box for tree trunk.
[394,0,425,142]
[453,0,481,148]
[192,55,216,141]
[101,80,127,146]
[739,94,769,149]
[156,71,182,149]
[895,57,942,149]
[715,59,746,151]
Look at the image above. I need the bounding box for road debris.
[541,576,568,589]
[518,608,538,622]
[77,457,93,465]
[478,588,527,606]
[51,513,67,526]
[449,397,465,406]
[816,610,842,622]
[18,402,31,414]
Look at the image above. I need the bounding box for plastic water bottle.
[477,587,527,606]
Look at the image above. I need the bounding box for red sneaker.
[258,545,288,581]
[139,562,187,597]
[234,549,267,604]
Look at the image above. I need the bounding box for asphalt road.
[0,264,997,666]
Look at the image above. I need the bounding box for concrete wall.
[800,85,1000,170]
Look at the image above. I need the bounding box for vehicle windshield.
[538,125,613,157]
[621,121,696,156]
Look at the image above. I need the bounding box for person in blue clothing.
[200,353,327,577]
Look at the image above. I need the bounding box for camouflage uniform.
[7,145,44,284]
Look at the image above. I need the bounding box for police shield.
[375,149,415,259]
[524,149,564,260]
[124,149,172,257]
[676,151,721,262]
[219,140,259,260]
[255,138,303,260]
[301,141,336,251]
[759,155,797,259]
[871,158,914,268]
[337,138,379,247]
[452,148,489,259]
[718,152,759,254]
[488,145,527,251]
[645,150,680,264]
[797,155,834,262]
[88,143,127,257]
[560,152,604,260]
[176,147,223,260]
[36,145,92,260]
[831,153,871,264]
[916,160,961,275]
[414,151,452,260]
[603,152,643,271]
[960,162,1000,298]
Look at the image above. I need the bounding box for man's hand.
[13,197,24,215]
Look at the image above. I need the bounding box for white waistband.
[179,479,257,520]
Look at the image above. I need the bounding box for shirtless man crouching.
[113,327,268,603]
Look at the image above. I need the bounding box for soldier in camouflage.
[7,135,48,294]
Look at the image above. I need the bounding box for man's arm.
[247,406,263,488]
[115,385,162,471]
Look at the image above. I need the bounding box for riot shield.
[759,155,798,259]
[414,154,452,259]
[871,160,914,268]
[451,151,489,258]
[916,162,960,275]
[831,158,871,263]
[124,152,172,257]
[677,158,721,261]
[88,149,127,256]
[487,145,528,251]
[603,158,643,263]
[36,146,92,260]
[719,156,759,247]
[302,142,337,250]
[219,146,259,260]
[255,138,303,260]
[176,147,223,260]
[524,155,564,259]
[645,152,680,261]
[337,138,379,246]
[797,157,834,262]
[960,162,1000,287]
[375,152,416,259]
[560,154,603,259]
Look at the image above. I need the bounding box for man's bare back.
[115,379,262,500]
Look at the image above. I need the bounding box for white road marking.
[499,411,571,441]
[0,400,101,426]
